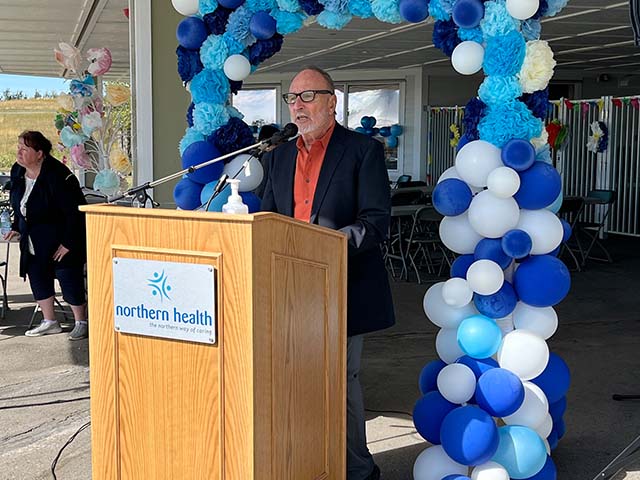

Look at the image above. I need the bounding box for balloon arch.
[171,0,571,478]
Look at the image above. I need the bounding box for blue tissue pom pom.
[520,88,550,120]
[433,19,461,57]
[483,30,526,76]
[176,46,204,84]
[190,68,230,104]
[478,75,522,106]
[478,102,543,148]
[203,7,233,35]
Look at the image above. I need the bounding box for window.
[232,88,278,129]
[347,83,401,171]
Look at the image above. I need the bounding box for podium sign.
[113,257,216,344]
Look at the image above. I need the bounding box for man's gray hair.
[297,65,335,93]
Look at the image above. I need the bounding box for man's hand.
[53,244,70,262]
[3,230,18,241]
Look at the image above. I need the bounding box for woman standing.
[3,131,88,339]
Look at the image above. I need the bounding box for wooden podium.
[82,205,347,480]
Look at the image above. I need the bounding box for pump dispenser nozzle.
[222,179,249,214]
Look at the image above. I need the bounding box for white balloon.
[437,363,477,404]
[222,154,264,192]
[455,140,503,188]
[171,0,199,16]
[424,283,478,329]
[468,191,521,238]
[472,461,510,480]
[497,330,549,380]
[516,209,564,255]
[442,278,473,307]
[436,328,465,364]
[503,381,549,429]
[451,41,485,75]
[543,438,551,455]
[535,413,554,439]
[466,259,504,295]
[487,166,521,198]
[512,302,558,339]
[495,315,514,335]
[439,212,483,254]
[506,0,540,20]
[438,166,483,194]
[414,445,469,480]
[223,54,251,81]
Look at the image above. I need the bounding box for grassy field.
[0,98,64,172]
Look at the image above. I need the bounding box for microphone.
[250,123,299,156]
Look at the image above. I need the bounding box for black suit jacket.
[10,156,87,277]
[261,123,395,336]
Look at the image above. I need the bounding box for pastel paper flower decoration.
[70,76,96,97]
[105,84,131,106]
[93,169,121,196]
[109,147,132,175]
[60,126,89,148]
[56,93,75,112]
[70,144,92,168]
[54,42,82,73]
[86,47,113,76]
[81,111,103,135]
[518,40,556,93]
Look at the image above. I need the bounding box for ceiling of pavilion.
[0,0,637,80]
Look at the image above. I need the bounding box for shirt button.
[305,178,310,183]
[305,200,309,204]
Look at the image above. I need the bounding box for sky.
[0,73,67,98]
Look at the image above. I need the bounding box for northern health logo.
[147,270,172,302]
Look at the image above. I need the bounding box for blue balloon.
[502,229,532,259]
[554,418,566,439]
[174,177,204,210]
[372,127,380,136]
[522,456,557,480]
[476,368,525,417]
[379,126,391,137]
[513,255,571,307]
[474,281,518,318]
[218,0,244,8]
[386,136,399,148]
[240,191,261,213]
[560,219,572,243]
[452,0,485,28]
[204,187,232,212]
[451,254,475,278]
[433,178,473,216]
[361,116,375,129]
[514,162,562,210]
[441,406,500,466]
[549,396,567,422]
[413,391,457,444]
[249,11,277,40]
[176,16,208,50]
[501,139,536,172]
[200,179,217,205]
[457,315,503,359]
[474,238,511,269]
[456,356,498,379]
[457,133,473,152]
[399,0,430,22]
[182,141,224,185]
[355,126,366,134]
[390,124,403,136]
[531,352,571,404]
[419,359,447,394]
[442,476,471,480]
[546,429,558,450]
[492,426,548,479]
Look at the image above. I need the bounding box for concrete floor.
[1,235,639,479]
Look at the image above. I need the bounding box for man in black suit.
[260,66,395,480]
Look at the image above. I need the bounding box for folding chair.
[404,206,451,284]
[558,196,586,271]
[577,189,616,267]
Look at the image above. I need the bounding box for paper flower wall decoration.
[586,120,608,154]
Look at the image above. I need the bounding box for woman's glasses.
[282,90,333,104]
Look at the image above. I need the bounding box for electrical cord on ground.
[0,396,90,410]
[51,421,91,480]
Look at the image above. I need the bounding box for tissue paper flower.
[54,42,82,73]
[56,94,75,112]
[105,84,131,106]
[70,144,92,168]
[518,40,556,94]
[86,48,113,76]
[81,111,103,135]
[110,147,132,175]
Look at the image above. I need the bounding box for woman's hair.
[18,130,52,156]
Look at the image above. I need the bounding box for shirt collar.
[296,121,336,153]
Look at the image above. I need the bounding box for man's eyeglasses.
[282,90,333,104]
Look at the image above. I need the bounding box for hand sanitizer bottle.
[222,179,249,214]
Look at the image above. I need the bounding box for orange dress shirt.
[293,122,336,222]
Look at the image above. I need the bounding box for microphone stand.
[108,139,270,207]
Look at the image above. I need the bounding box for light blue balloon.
[203,185,232,211]
[386,136,399,148]
[492,426,547,479]
[457,314,503,359]
[546,189,563,214]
